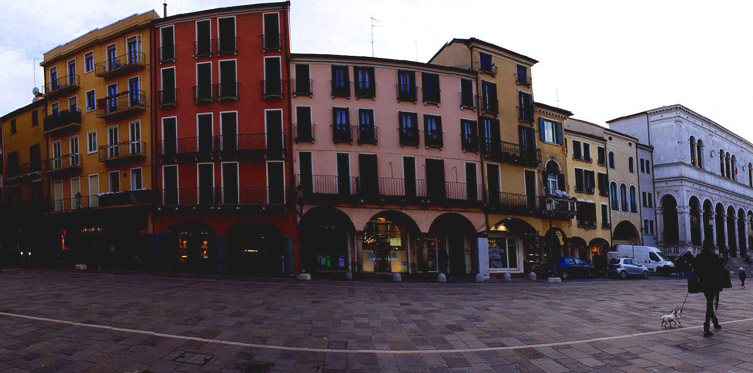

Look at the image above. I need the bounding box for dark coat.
[694,250,722,293]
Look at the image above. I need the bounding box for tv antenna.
[370,17,381,57]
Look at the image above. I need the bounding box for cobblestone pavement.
[1,269,753,372]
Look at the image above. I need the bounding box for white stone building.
[609,104,753,257]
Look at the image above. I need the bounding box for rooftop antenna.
[33,57,37,89]
[163,1,167,18]
[370,17,381,57]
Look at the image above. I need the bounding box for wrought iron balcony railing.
[260,33,282,52]
[94,52,145,78]
[45,74,79,97]
[96,90,146,120]
[98,140,147,163]
[43,109,81,134]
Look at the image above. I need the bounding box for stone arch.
[542,227,569,265]
[163,221,217,272]
[689,196,702,246]
[728,205,738,256]
[570,236,588,260]
[490,218,538,274]
[429,213,477,275]
[716,203,726,250]
[226,222,286,275]
[613,221,640,244]
[299,206,356,274]
[361,210,420,274]
[661,195,679,245]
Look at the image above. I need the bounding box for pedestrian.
[739,267,747,289]
[682,249,694,278]
[694,246,723,337]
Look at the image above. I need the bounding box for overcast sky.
[2,0,752,141]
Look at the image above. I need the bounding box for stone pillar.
[723,214,731,253]
[698,209,705,248]
[712,212,718,249]
[739,216,747,257]
[477,236,490,279]
[655,207,664,246]
[678,204,691,248]
[216,235,226,273]
[354,230,363,273]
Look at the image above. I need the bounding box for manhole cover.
[174,352,213,366]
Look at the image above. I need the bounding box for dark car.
[556,256,594,279]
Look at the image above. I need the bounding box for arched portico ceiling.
[429,213,476,235]
[300,206,356,232]
[613,221,640,242]
[490,217,537,237]
[362,210,421,232]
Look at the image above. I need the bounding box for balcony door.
[220,112,237,152]
[299,152,313,195]
[129,121,141,155]
[267,161,285,204]
[54,181,64,211]
[403,157,416,199]
[109,171,120,193]
[336,153,350,196]
[163,165,178,205]
[71,178,80,209]
[127,36,139,64]
[359,154,378,200]
[198,163,214,204]
[465,162,477,201]
[107,84,118,112]
[197,114,213,153]
[162,118,177,155]
[519,126,535,160]
[266,110,283,154]
[263,13,280,49]
[222,162,238,204]
[128,77,140,107]
[264,57,281,96]
[196,63,212,101]
[107,45,117,70]
[52,141,62,169]
[525,169,537,209]
[426,159,446,203]
[161,67,176,103]
[89,174,99,207]
[487,164,500,205]
[218,17,236,54]
[67,61,76,85]
[107,126,119,158]
[219,60,236,98]
[196,20,211,56]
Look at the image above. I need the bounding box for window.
[574,169,584,192]
[31,110,38,127]
[601,204,610,228]
[10,119,16,134]
[539,118,562,145]
[750,163,752,187]
[461,119,478,152]
[331,65,349,98]
[50,67,58,90]
[696,140,703,168]
[481,81,498,114]
[518,92,534,123]
[608,151,615,169]
[195,20,212,57]
[295,106,313,142]
[357,109,376,144]
[620,184,628,212]
[399,112,418,146]
[397,70,416,102]
[478,52,494,74]
[263,13,281,51]
[294,64,311,96]
[219,60,238,99]
[353,66,375,98]
[68,96,77,112]
[640,158,645,173]
[422,73,440,104]
[460,79,475,109]
[720,149,725,177]
[160,26,175,62]
[689,136,696,166]
[160,68,176,106]
[583,143,591,162]
[585,170,595,193]
[572,140,582,160]
[598,172,608,196]
[424,115,442,148]
[130,168,143,190]
[69,136,80,166]
[630,186,637,212]
[597,147,606,165]
[109,171,120,193]
[610,182,618,210]
[129,121,142,155]
[84,52,94,73]
[488,237,518,270]
[332,107,350,143]
[87,131,97,154]
[576,202,597,228]
[516,64,529,85]
[85,90,95,112]
[628,157,634,173]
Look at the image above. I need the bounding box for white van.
[613,245,675,275]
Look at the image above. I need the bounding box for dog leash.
[680,292,689,313]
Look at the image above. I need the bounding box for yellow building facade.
[604,129,643,245]
[430,39,576,275]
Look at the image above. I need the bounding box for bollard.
[503,272,512,282]
[438,273,447,283]
[475,273,484,283]
[529,272,537,281]
[392,272,402,282]
[345,271,353,280]
[297,273,312,281]
[547,277,562,284]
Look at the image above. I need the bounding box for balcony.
[158,133,286,164]
[422,89,441,106]
[480,97,499,116]
[94,52,145,79]
[218,82,240,102]
[260,33,282,52]
[43,109,81,135]
[159,187,288,211]
[97,90,146,120]
[332,124,353,144]
[192,39,213,58]
[297,175,482,207]
[98,140,147,164]
[45,74,79,98]
[50,194,96,213]
[216,37,239,56]
[159,89,178,108]
[5,162,43,183]
[396,85,417,103]
[482,139,541,166]
[542,194,577,219]
[260,80,283,100]
[160,45,176,63]
[45,154,82,177]
[515,73,532,87]
[357,125,378,145]
[460,92,477,111]
[331,81,351,98]
[193,85,214,104]
[599,189,609,197]
[6,199,46,214]
[486,192,576,220]
[294,123,315,143]
[292,79,313,97]
[577,220,597,230]
[98,190,153,208]
[597,157,606,166]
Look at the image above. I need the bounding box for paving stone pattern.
[0,269,752,372]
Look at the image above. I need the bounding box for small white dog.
[660,308,682,329]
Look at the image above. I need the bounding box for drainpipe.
[282,5,298,273]
[469,43,490,276]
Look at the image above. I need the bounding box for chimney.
[163,1,167,17]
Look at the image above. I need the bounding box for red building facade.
[150,2,295,274]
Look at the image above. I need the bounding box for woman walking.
[694,246,723,337]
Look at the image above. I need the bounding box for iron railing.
[5,162,43,179]
[94,52,145,77]
[332,124,353,144]
[160,187,287,206]
[396,84,417,102]
[160,45,176,63]
[331,80,351,98]
[45,74,79,96]
[357,125,378,145]
[217,82,240,102]
[354,83,376,99]
[480,97,499,115]
[43,110,81,133]
[425,130,443,149]
[158,134,286,156]
[260,33,281,52]
[461,133,479,153]
[475,60,497,75]
[260,80,283,99]
[45,154,82,174]
[399,127,420,147]
[292,79,313,97]
[460,92,477,110]
[515,73,532,87]
[159,89,178,108]
[216,37,239,56]
[193,85,214,104]
[192,39,213,58]
[98,140,147,163]
[294,123,315,143]
[422,88,441,105]
[96,90,146,119]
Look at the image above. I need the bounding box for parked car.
[556,256,594,279]
[607,257,649,279]
[612,245,675,275]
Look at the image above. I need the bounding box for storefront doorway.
[489,218,536,275]
[163,221,216,272]
[429,213,476,275]
[226,222,285,275]
[300,207,354,274]
[361,211,419,273]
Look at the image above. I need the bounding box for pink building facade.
[291,54,486,277]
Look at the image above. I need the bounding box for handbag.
[688,274,701,294]
[722,268,733,289]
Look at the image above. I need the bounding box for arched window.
[720,149,725,177]
[726,152,731,179]
[610,182,618,210]
[696,140,703,168]
[608,151,615,169]
[545,161,560,193]
[732,155,737,181]
[749,163,752,187]
[620,184,628,212]
[628,157,634,173]
[630,185,637,212]
[689,136,696,166]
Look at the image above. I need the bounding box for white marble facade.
[609,105,753,257]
